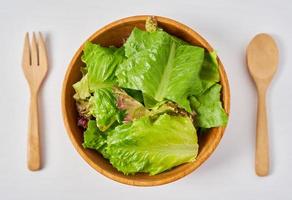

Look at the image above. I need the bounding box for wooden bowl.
[62,15,230,186]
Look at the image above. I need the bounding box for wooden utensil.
[22,32,48,171]
[247,33,279,176]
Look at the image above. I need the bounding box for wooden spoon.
[246,33,279,176]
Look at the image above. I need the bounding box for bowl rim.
[62,15,230,186]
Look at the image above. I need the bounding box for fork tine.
[22,33,31,68]
[37,32,48,68]
[31,32,38,66]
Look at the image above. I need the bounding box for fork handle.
[27,92,41,171]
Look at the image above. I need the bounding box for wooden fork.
[22,32,48,171]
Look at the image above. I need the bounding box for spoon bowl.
[247,33,279,85]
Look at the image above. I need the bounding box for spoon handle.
[255,89,269,176]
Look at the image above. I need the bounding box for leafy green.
[123,28,170,58]
[190,51,219,96]
[200,51,220,82]
[89,88,125,131]
[82,42,124,91]
[189,51,220,97]
[83,120,107,149]
[73,42,126,127]
[73,43,124,101]
[83,120,109,158]
[73,74,91,100]
[190,84,228,128]
[116,28,205,112]
[106,114,198,175]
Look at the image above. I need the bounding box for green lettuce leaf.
[83,120,109,158]
[200,51,220,82]
[73,42,125,102]
[73,74,91,100]
[82,42,124,91]
[83,120,107,149]
[116,28,205,112]
[106,114,198,175]
[73,42,125,123]
[123,28,173,58]
[89,88,124,131]
[190,84,228,128]
[191,51,220,96]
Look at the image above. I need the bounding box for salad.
[73,17,228,175]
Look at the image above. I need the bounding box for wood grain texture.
[27,92,41,171]
[255,88,269,176]
[22,32,48,171]
[247,33,279,176]
[61,16,230,186]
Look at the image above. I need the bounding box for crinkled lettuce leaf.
[82,42,124,91]
[123,28,175,58]
[116,28,205,112]
[200,51,220,82]
[190,84,228,128]
[106,114,198,175]
[191,51,220,96]
[73,42,124,101]
[73,42,126,128]
[83,120,109,158]
[83,120,106,149]
[89,88,125,131]
[73,74,91,100]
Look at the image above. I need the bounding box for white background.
[0,0,291,199]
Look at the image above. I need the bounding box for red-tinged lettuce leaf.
[114,88,149,122]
